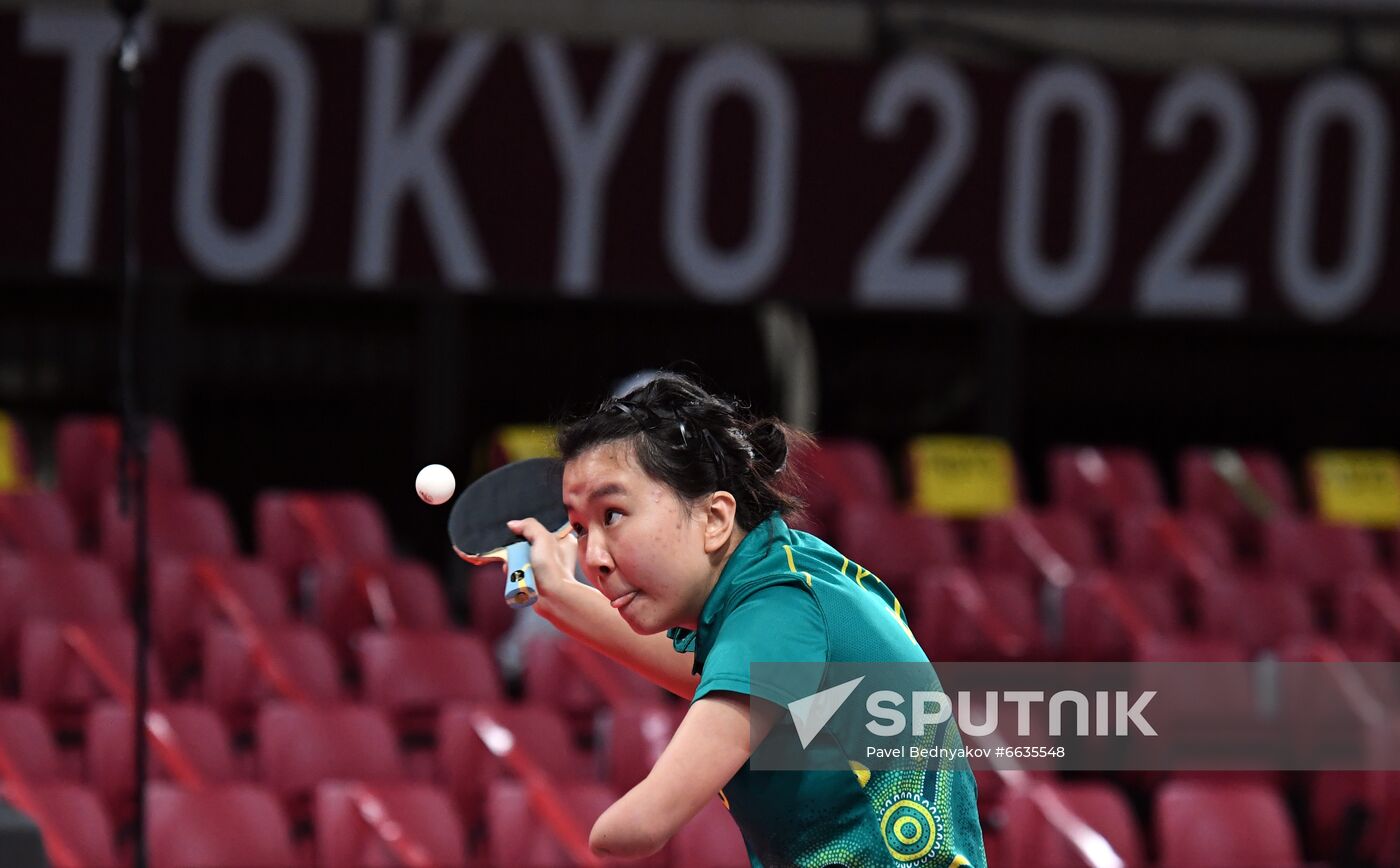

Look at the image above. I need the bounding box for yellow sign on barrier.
[493,425,559,464]
[0,413,22,492]
[907,435,1017,518]
[1309,450,1400,528]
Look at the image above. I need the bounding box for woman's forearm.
[535,579,699,700]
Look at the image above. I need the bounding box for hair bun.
[748,419,789,475]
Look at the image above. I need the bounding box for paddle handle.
[503,539,539,608]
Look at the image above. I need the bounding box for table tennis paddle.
[448,457,570,609]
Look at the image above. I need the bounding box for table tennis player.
[507,372,986,867]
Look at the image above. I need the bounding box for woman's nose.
[585,539,613,575]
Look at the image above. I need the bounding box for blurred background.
[3,0,1400,865]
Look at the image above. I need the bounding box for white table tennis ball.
[415,464,456,505]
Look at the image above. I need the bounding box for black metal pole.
[111,2,150,866]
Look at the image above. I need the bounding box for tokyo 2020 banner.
[3,7,1398,321]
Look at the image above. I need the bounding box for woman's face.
[563,441,729,635]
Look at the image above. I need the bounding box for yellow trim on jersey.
[841,557,849,575]
[804,572,813,587]
[854,565,870,587]
[784,545,797,573]
[951,857,972,867]
[848,760,871,788]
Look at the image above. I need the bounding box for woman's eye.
[570,522,586,537]
[604,508,622,525]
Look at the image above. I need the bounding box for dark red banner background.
[1,8,1395,321]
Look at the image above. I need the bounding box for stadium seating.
[998,781,1146,867]
[254,490,394,581]
[18,621,167,724]
[312,559,451,647]
[1200,578,1318,653]
[0,491,78,553]
[255,702,404,815]
[834,502,962,598]
[437,701,594,828]
[314,780,467,867]
[1179,448,1298,553]
[977,510,1101,580]
[911,566,1040,661]
[1153,780,1303,866]
[151,556,291,678]
[0,702,66,782]
[57,416,190,541]
[147,782,297,868]
[85,701,237,816]
[0,555,126,686]
[202,623,345,726]
[355,630,501,732]
[6,411,1398,865]
[522,635,662,732]
[3,781,118,868]
[790,438,895,531]
[670,798,750,867]
[1048,446,1164,519]
[99,487,240,584]
[600,700,686,793]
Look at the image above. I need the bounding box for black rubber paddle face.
[448,457,569,558]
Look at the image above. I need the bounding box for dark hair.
[557,373,811,531]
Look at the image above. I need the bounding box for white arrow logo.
[787,676,865,749]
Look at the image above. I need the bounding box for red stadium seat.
[1153,780,1302,867]
[1134,633,1249,662]
[834,502,962,599]
[1048,446,1164,519]
[601,700,684,793]
[485,778,665,868]
[1,781,118,868]
[522,636,662,732]
[999,781,1146,868]
[0,702,65,782]
[100,487,239,584]
[1112,508,1235,578]
[790,438,894,530]
[1179,448,1297,552]
[152,556,290,678]
[147,782,296,868]
[1307,771,1400,863]
[202,623,344,727]
[977,510,1100,580]
[1200,578,1317,653]
[355,630,501,732]
[1336,577,1400,656]
[18,621,166,724]
[313,559,450,648]
[255,702,403,813]
[1061,570,1178,660]
[438,702,594,829]
[0,555,125,686]
[0,491,78,553]
[85,701,236,817]
[465,562,518,644]
[911,567,1040,661]
[314,780,467,868]
[1261,516,1379,593]
[670,798,749,868]
[57,416,189,541]
[254,490,393,581]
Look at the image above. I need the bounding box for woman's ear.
[702,491,738,554]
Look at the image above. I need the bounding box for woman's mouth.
[611,590,640,610]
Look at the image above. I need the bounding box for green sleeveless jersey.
[667,514,986,868]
